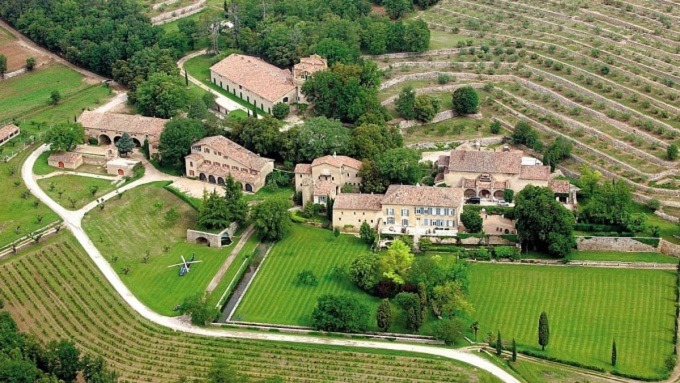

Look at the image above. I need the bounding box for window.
[220,81,222,87]
[189,170,194,176]
[189,161,193,167]
[226,85,229,91]
[283,97,289,102]
[401,219,409,227]
[387,217,395,225]
[386,208,395,216]
[317,196,328,204]
[435,208,441,215]
[204,148,209,153]
[424,219,429,226]
[239,85,242,89]
[401,209,409,216]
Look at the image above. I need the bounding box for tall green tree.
[359,221,376,245]
[358,159,389,193]
[538,311,550,351]
[350,124,403,162]
[376,147,422,185]
[251,197,291,241]
[451,86,479,115]
[287,117,351,163]
[512,339,517,362]
[514,185,575,258]
[380,239,414,285]
[134,72,188,118]
[394,292,423,333]
[349,252,380,291]
[230,116,281,159]
[496,331,502,355]
[0,53,6,78]
[667,144,678,161]
[611,340,617,366]
[413,94,439,122]
[311,294,370,333]
[45,340,80,382]
[158,118,205,170]
[543,137,572,172]
[115,132,135,157]
[197,190,232,230]
[511,121,539,149]
[431,318,465,345]
[206,358,246,383]
[45,123,85,152]
[180,293,219,325]
[383,0,411,19]
[461,209,483,233]
[376,299,393,332]
[395,86,417,120]
[431,281,472,318]
[224,175,249,226]
[578,166,601,198]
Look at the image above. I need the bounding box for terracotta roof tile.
[436,155,450,167]
[48,152,82,163]
[293,54,327,75]
[191,136,272,170]
[311,155,362,170]
[79,111,167,137]
[334,193,384,211]
[210,54,295,103]
[519,165,551,180]
[382,185,464,207]
[0,124,19,139]
[549,179,570,194]
[294,164,312,174]
[447,150,523,174]
[313,180,335,196]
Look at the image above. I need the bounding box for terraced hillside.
[0,233,500,383]
[380,0,680,210]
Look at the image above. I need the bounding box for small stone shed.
[187,223,238,248]
[106,158,140,177]
[48,152,83,170]
[0,124,20,146]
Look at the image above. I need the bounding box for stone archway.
[208,175,216,184]
[493,190,504,199]
[117,169,124,176]
[58,161,64,168]
[217,177,225,185]
[195,237,210,246]
[113,136,122,144]
[464,189,476,198]
[132,138,142,147]
[199,173,207,181]
[245,184,253,192]
[480,189,491,198]
[98,134,112,145]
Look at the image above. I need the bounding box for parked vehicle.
[497,200,510,206]
[466,197,481,204]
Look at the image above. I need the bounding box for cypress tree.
[496,331,502,356]
[376,299,393,332]
[611,340,617,366]
[538,312,550,351]
[512,339,517,362]
[185,71,189,86]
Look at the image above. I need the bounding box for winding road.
[21,144,520,383]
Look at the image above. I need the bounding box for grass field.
[82,182,232,316]
[570,250,678,264]
[0,232,501,383]
[0,145,60,248]
[468,263,676,378]
[206,232,260,308]
[37,175,117,210]
[242,185,294,203]
[33,151,108,176]
[509,359,611,383]
[234,225,383,327]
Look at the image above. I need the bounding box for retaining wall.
[575,236,658,253]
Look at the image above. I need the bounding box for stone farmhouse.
[210,54,327,114]
[48,151,83,170]
[185,135,274,192]
[79,111,168,156]
[0,124,20,147]
[334,185,464,237]
[437,147,551,200]
[294,154,362,207]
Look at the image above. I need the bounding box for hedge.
[163,184,200,211]
[632,237,661,247]
[464,205,515,219]
[611,370,668,381]
[574,223,624,232]
[500,234,518,242]
[520,350,606,373]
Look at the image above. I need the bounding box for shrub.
[295,270,318,286]
[493,246,519,259]
[437,73,452,84]
[451,86,479,115]
[311,295,369,333]
[489,120,501,134]
[461,209,483,233]
[647,199,661,211]
[272,102,290,119]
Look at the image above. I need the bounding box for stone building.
[437,147,551,199]
[106,158,141,177]
[333,185,464,238]
[79,111,167,156]
[210,54,327,113]
[48,152,83,169]
[294,154,362,207]
[0,124,20,147]
[185,136,273,192]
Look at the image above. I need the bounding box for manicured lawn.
[82,182,232,316]
[234,225,382,327]
[632,203,680,245]
[32,150,55,176]
[570,250,678,264]
[242,185,294,203]
[206,232,260,308]
[0,145,60,248]
[468,263,676,378]
[37,175,118,210]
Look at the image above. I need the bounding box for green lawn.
[37,175,118,210]
[468,263,676,378]
[570,250,678,264]
[0,145,60,248]
[428,29,472,50]
[82,182,232,316]
[0,65,111,126]
[242,185,294,203]
[234,225,382,327]
[32,150,55,176]
[206,232,260,308]
[632,203,680,245]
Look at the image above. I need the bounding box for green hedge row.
[521,350,606,373]
[464,205,515,219]
[163,184,201,211]
[632,237,661,247]
[574,223,624,232]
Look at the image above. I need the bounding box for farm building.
[210,54,326,113]
[48,151,83,170]
[78,111,167,156]
[294,153,362,207]
[0,124,20,146]
[106,158,140,177]
[185,135,273,192]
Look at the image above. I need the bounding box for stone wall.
[659,240,680,257]
[151,0,206,25]
[187,223,236,248]
[82,154,107,166]
[575,236,658,253]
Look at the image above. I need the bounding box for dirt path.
[205,224,254,293]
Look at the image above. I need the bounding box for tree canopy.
[134,72,188,118]
[158,118,205,171]
[375,147,423,185]
[286,117,351,163]
[451,86,479,115]
[514,185,575,258]
[350,123,403,161]
[380,239,414,285]
[115,133,135,157]
[45,123,85,152]
[251,198,291,241]
[311,294,369,333]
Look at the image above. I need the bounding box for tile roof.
[210,54,295,103]
[0,124,19,139]
[436,155,450,167]
[311,155,362,170]
[519,165,551,180]
[549,179,571,194]
[48,151,82,164]
[382,185,464,207]
[294,164,312,174]
[334,193,384,211]
[197,162,259,184]
[79,111,167,137]
[446,150,523,174]
[313,180,336,196]
[294,54,327,74]
[191,136,272,170]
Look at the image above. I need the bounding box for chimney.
[333,152,336,158]
[503,145,509,152]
